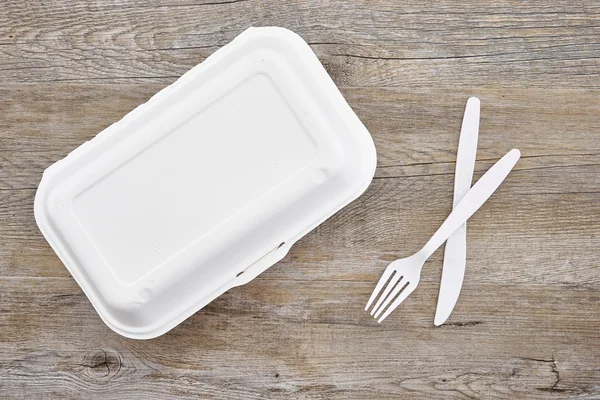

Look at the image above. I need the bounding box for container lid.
[34,27,377,339]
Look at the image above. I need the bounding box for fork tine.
[368,272,402,316]
[365,268,395,311]
[377,283,417,323]
[372,278,409,318]
[370,275,403,316]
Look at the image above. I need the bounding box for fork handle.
[420,149,520,259]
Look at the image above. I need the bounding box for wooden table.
[1,1,599,399]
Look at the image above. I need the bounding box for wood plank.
[0,277,598,399]
[1,85,599,189]
[2,172,599,288]
[0,1,599,86]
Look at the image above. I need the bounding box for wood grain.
[1,1,599,87]
[1,277,599,399]
[1,1,599,399]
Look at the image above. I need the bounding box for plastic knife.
[434,97,480,326]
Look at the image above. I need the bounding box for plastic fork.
[365,149,521,322]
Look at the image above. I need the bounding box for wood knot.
[80,349,122,379]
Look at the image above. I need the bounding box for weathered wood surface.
[1,1,599,399]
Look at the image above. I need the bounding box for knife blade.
[434,97,480,326]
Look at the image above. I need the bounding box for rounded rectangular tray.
[34,27,377,339]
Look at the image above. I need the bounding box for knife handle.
[420,149,520,259]
[452,97,479,207]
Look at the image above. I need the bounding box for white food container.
[34,27,377,339]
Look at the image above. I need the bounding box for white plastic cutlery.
[435,97,480,326]
[366,148,520,322]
